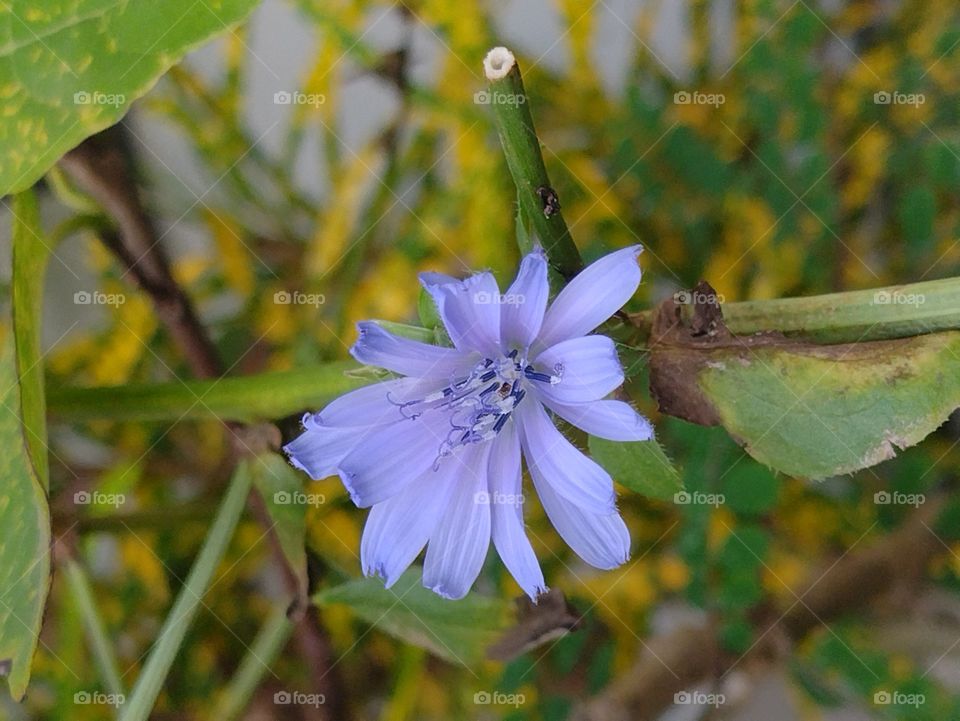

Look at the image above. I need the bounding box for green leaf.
[380,316,451,348]
[120,459,252,721]
[588,437,683,501]
[0,190,52,699]
[249,453,309,595]
[417,288,442,331]
[0,0,261,194]
[212,602,293,721]
[697,332,960,479]
[312,570,511,667]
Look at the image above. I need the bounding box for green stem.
[213,601,293,721]
[484,47,582,280]
[47,361,366,423]
[630,276,960,344]
[720,276,960,343]
[63,558,125,702]
[118,462,253,721]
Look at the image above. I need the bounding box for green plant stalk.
[47,361,366,422]
[624,276,960,345]
[118,462,253,721]
[213,601,293,721]
[63,558,125,701]
[719,276,960,342]
[485,47,583,280]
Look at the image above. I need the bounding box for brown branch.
[572,499,947,721]
[59,125,223,379]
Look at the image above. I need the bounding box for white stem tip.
[483,46,516,81]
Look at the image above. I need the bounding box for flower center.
[387,349,563,467]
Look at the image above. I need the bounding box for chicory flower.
[284,246,652,599]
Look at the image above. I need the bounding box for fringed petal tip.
[424,581,468,601]
[337,470,366,508]
[529,584,550,603]
[363,562,403,589]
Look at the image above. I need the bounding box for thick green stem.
[47,361,366,423]
[118,462,252,721]
[484,47,582,279]
[63,558,125,702]
[213,601,293,721]
[628,276,960,344]
[720,276,960,342]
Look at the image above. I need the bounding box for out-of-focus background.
[7,0,960,719]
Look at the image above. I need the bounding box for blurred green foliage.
[4,0,960,719]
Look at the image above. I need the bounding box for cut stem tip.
[484,46,516,81]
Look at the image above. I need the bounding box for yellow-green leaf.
[0,0,261,194]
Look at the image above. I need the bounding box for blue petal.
[422,442,492,600]
[487,426,546,600]
[360,462,457,587]
[318,377,435,427]
[533,335,624,404]
[500,248,549,350]
[516,399,616,515]
[283,414,367,480]
[542,399,654,441]
[529,464,631,570]
[536,245,642,350]
[337,415,447,507]
[419,270,501,357]
[351,321,475,378]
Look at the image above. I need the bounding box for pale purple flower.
[284,246,652,600]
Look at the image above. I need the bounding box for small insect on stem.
[536,185,561,218]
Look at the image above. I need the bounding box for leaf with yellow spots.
[0,0,261,194]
